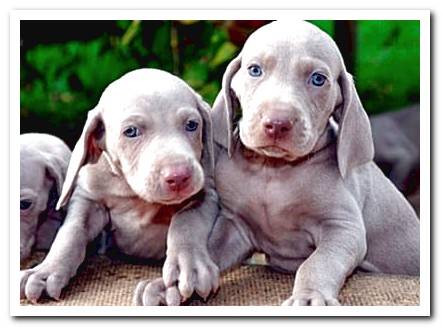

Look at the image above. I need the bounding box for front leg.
[134,208,254,306]
[208,210,255,272]
[283,218,367,306]
[162,184,220,300]
[20,190,108,303]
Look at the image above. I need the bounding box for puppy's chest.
[216,154,315,229]
[105,198,175,259]
[80,163,174,259]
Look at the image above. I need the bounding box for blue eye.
[20,200,32,210]
[123,126,140,138]
[248,64,263,77]
[185,120,199,132]
[310,72,327,87]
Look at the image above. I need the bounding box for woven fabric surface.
[20,253,420,306]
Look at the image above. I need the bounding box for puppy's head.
[57,69,213,207]
[216,20,373,176]
[20,134,69,261]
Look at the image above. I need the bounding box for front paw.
[133,278,181,306]
[163,247,219,300]
[20,263,71,303]
[282,289,341,306]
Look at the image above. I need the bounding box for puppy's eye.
[185,120,199,132]
[123,126,140,138]
[20,200,32,211]
[248,64,263,77]
[310,72,327,87]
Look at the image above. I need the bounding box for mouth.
[157,186,198,205]
[252,141,312,161]
[258,146,290,158]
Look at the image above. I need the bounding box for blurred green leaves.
[21,37,138,125]
[356,20,420,114]
[20,20,238,132]
[20,20,420,144]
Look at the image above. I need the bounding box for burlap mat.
[20,253,419,306]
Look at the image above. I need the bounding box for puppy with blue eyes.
[207,20,419,306]
[144,20,419,306]
[20,69,219,304]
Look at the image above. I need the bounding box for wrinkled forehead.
[242,21,344,74]
[20,151,45,189]
[99,73,199,122]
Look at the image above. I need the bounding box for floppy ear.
[35,182,64,251]
[212,54,242,157]
[333,72,374,178]
[44,154,69,197]
[56,108,105,209]
[194,94,215,178]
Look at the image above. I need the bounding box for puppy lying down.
[20,133,71,263]
[20,69,219,304]
[142,21,419,306]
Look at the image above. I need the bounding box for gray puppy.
[371,106,419,194]
[142,20,420,306]
[209,20,419,306]
[20,133,71,262]
[20,69,219,304]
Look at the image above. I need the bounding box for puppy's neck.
[311,122,336,155]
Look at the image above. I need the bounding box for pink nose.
[162,165,192,192]
[263,117,293,139]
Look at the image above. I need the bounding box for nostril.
[181,175,190,184]
[275,120,292,133]
[264,123,275,131]
[280,125,290,133]
[165,174,190,185]
[165,177,177,185]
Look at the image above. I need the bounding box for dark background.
[20,20,420,148]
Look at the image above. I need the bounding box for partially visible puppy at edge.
[140,20,419,306]
[371,105,420,215]
[20,133,71,264]
[20,69,219,305]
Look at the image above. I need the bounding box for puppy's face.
[232,21,343,161]
[20,151,51,261]
[100,71,206,205]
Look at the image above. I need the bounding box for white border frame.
[10,9,431,317]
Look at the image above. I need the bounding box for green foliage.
[356,20,420,114]
[308,20,420,114]
[21,35,139,125]
[20,20,420,143]
[308,20,334,35]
